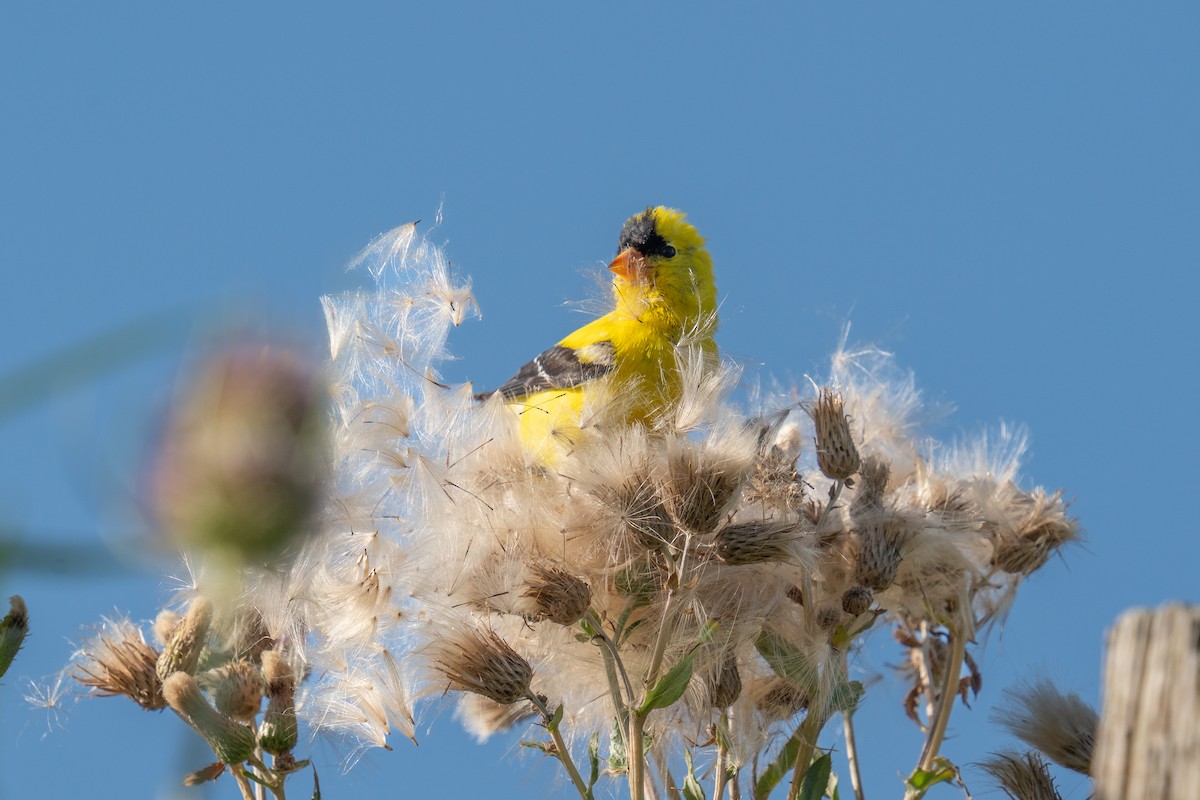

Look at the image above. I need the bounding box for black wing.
[480,342,616,401]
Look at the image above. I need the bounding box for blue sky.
[2,3,1198,798]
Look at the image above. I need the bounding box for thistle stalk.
[526,692,590,799]
[916,630,967,773]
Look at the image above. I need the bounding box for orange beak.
[608,248,649,282]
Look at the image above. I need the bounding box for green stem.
[527,692,591,799]
[714,716,730,800]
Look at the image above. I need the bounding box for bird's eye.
[661,245,677,258]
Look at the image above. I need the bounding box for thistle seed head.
[978,750,1062,800]
[522,564,591,625]
[431,627,533,706]
[715,520,799,565]
[809,387,861,482]
[73,617,166,710]
[660,439,745,534]
[992,678,1097,775]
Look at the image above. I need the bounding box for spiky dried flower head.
[850,455,891,513]
[202,660,263,722]
[992,677,1097,775]
[151,344,327,565]
[431,626,533,706]
[744,444,807,512]
[715,520,801,566]
[0,595,29,680]
[852,512,914,592]
[577,435,674,551]
[841,585,874,617]
[162,671,257,765]
[660,436,749,534]
[73,616,166,710]
[522,564,592,625]
[988,488,1080,576]
[156,597,213,682]
[978,750,1062,800]
[809,387,861,482]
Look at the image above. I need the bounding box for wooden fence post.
[1093,604,1200,799]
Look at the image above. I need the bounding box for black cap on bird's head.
[616,208,676,260]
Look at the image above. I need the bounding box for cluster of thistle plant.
[71,599,305,797]
[61,223,1082,799]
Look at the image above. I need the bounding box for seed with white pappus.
[432,627,533,706]
[809,387,861,482]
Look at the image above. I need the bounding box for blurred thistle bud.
[431,626,533,706]
[992,677,1097,775]
[522,565,591,625]
[152,608,182,647]
[203,660,263,722]
[809,387,860,482]
[151,344,326,564]
[0,596,28,680]
[162,671,256,765]
[156,598,213,682]
[73,616,166,710]
[258,650,299,755]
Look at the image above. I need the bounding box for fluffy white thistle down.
[62,222,1078,798]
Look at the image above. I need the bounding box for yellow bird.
[480,207,718,458]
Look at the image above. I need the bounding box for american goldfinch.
[480,207,717,458]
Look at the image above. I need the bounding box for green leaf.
[520,740,554,756]
[682,748,707,800]
[638,653,694,714]
[829,680,864,715]
[0,596,29,680]
[547,703,565,733]
[754,730,802,800]
[311,764,321,800]
[797,753,832,800]
[904,757,958,798]
[608,719,628,773]
[587,733,600,792]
